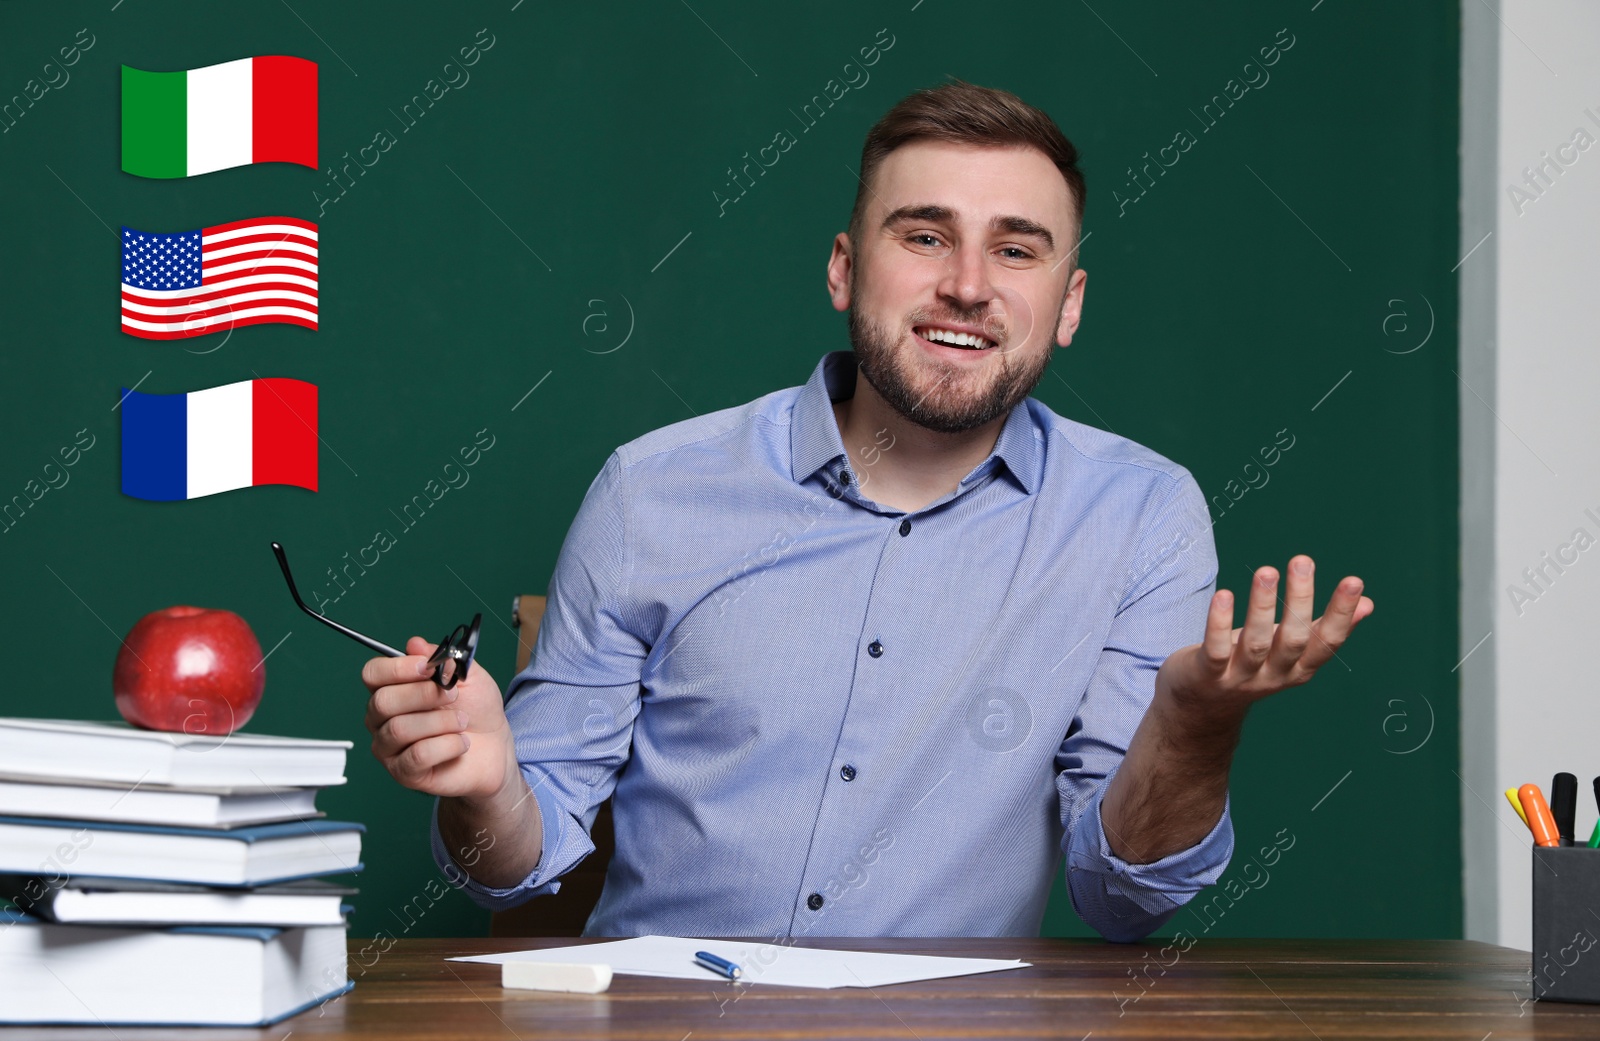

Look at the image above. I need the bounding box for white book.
[0,773,325,828]
[0,910,350,1026]
[0,816,364,887]
[0,874,357,926]
[0,717,350,788]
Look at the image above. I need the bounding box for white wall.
[1461,0,1600,949]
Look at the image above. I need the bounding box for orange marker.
[1519,784,1562,847]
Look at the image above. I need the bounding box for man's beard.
[846,298,1054,435]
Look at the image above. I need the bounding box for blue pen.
[694,950,743,980]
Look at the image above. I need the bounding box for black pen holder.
[1532,845,1600,1002]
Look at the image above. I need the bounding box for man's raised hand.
[361,636,517,802]
[1158,554,1375,715]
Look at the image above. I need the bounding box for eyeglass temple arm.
[270,541,407,659]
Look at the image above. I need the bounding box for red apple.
[113,606,266,734]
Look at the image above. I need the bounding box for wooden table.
[5,936,1597,1039]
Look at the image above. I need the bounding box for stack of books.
[0,717,364,1027]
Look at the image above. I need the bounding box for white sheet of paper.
[450,935,1030,989]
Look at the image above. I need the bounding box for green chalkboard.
[0,0,1459,943]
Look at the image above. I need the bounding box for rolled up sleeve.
[430,451,649,912]
[1066,778,1234,941]
[429,774,563,908]
[1056,471,1234,942]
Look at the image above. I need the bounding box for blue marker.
[694,950,743,980]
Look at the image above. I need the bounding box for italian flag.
[122,57,318,178]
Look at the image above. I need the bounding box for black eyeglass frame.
[270,541,481,689]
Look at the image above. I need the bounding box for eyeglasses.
[270,541,481,689]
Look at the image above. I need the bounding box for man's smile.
[913,323,999,353]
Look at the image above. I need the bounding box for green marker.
[1588,821,1600,848]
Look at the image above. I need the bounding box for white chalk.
[501,961,613,994]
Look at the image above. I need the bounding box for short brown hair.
[848,79,1085,269]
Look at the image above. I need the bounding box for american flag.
[120,217,318,339]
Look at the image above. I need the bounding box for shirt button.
[867,640,884,658]
[807,893,824,911]
[840,470,852,485]
[898,518,911,537]
[840,764,856,782]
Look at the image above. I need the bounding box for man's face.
[828,140,1087,433]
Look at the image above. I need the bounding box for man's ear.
[827,232,853,313]
[1054,267,1088,347]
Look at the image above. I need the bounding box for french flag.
[121,379,318,501]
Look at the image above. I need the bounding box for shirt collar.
[789,351,1042,496]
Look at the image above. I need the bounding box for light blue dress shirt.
[431,351,1233,940]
